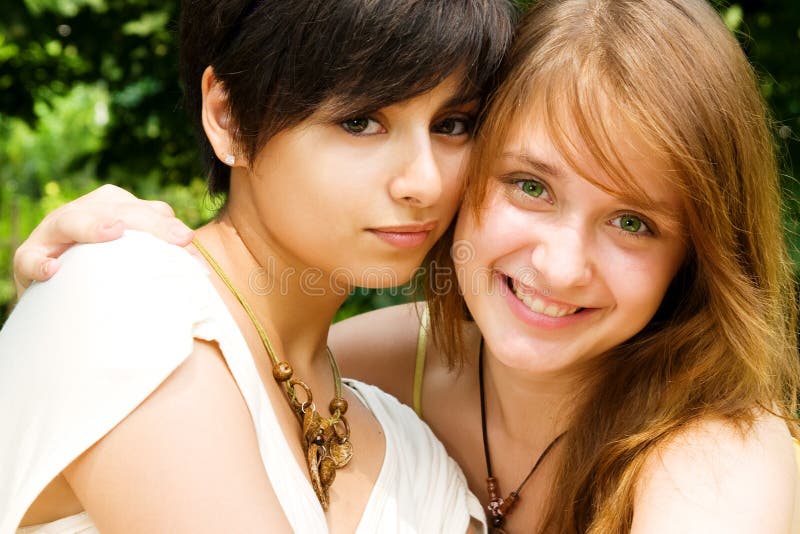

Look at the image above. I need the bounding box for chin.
[345,263,419,289]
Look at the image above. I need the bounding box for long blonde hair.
[426,0,799,531]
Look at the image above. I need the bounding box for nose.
[388,135,443,208]
[530,224,593,289]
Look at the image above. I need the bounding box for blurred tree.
[727,0,800,264]
[0,0,200,192]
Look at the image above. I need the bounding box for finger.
[84,183,139,203]
[39,209,127,255]
[97,203,193,246]
[42,202,192,249]
[12,246,60,292]
[146,200,176,218]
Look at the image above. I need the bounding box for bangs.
[534,68,669,210]
[307,0,516,119]
[183,0,516,195]
[466,53,680,217]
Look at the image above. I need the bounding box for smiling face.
[227,74,475,289]
[454,117,688,376]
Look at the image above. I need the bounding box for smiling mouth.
[505,276,585,318]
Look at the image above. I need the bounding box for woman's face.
[233,74,475,289]
[454,119,688,376]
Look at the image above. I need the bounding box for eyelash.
[507,176,553,203]
[431,115,474,136]
[340,117,383,136]
[338,114,475,137]
[609,214,655,239]
[505,176,658,238]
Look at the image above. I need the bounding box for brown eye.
[432,117,471,135]
[340,117,382,135]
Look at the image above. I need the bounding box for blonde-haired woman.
[337,0,800,530]
[13,0,800,532]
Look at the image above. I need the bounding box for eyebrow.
[501,151,564,179]
[501,151,685,229]
[441,94,480,111]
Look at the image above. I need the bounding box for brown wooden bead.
[498,492,519,515]
[329,397,348,416]
[486,476,500,500]
[272,361,293,382]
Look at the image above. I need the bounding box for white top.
[0,231,485,534]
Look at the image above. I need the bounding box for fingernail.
[169,223,193,242]
[41,259,55,278]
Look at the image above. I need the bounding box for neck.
[195,212,348,369]
[481,345,581,448]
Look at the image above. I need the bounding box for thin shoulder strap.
[412,305,430,419]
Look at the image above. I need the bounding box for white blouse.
[0,231,485,533]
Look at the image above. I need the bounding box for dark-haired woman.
[0,1,515,532]
[12,1,800,533]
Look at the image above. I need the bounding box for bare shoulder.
[632,412,799,534]
[63,340,290,532]
[329,302,426,406]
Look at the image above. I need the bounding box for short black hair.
[180,0,517,195]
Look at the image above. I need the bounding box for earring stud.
[223,154,235,165]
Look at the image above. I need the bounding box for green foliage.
[1,0,799,325]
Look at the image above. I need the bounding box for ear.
[200,66,244,167]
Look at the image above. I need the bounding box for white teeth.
[511,280,579,318]
[544,304,560,317]
[529,296,546,314]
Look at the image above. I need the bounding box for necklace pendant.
[307,441,333,508]
[302,409,353,509]
[487,492,507,529]
[328,436,354,468]
[487,496,506,526]
[303,408,334,508]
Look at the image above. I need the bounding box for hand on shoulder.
[13,184,192,294]
[632,412,798,533]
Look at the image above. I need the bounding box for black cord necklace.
[479,338,566,532]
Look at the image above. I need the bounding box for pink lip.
[368,222,437,249]
[498,272,596,330]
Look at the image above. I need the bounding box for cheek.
[606,247,685,326]
[438,142,471,180]
[457,194,533,258]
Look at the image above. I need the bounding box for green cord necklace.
[193,239,352,509]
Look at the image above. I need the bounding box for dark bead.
[492,517,503,527]
[313,434,325,446]
[272,361,293,382]
[329,397,348,415]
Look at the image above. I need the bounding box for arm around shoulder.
[631,414,799,534]
[329,302,427,405]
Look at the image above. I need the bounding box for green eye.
[619,214,643,232]
[520,180,545,197]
